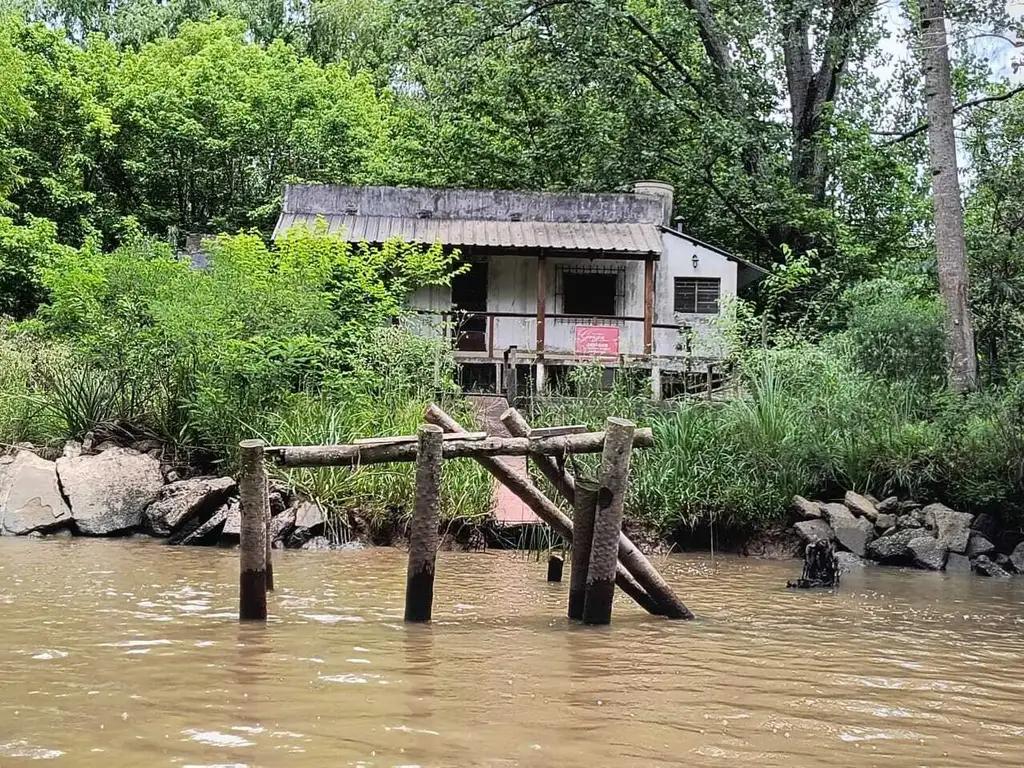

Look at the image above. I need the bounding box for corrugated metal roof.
[274,214,662,257]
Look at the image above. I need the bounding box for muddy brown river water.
[1,539,1023,767]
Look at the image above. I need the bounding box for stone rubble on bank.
[789,492,1024,578]
[0,439,346,550]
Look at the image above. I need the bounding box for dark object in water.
[787,540,840,589]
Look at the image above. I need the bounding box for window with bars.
[674,277,721,314]
[557,264,623,317]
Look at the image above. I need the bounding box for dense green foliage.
[0,226,492,526]
[0,1,1021,536]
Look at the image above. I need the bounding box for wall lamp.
[691,253,700,269]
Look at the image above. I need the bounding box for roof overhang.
[660,225,768,286]
[274,213,662,260]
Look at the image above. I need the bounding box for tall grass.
[267,328,494,533]
[532,341,1024,536]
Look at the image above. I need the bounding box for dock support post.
[568,479,598,620]
[404,424,444,623]
[583,418,634,626]
[500,407,693,619]
[238,439,268,622]
[547,554,564,582]
[504,346,519,403]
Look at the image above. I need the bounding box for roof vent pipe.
[632,180,674,227]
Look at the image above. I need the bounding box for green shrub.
[842,278,946,386]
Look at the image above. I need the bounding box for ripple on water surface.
[0,538,1023,767]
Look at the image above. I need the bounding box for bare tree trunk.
[918,0,978,393]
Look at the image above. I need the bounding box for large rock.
[270,506,297,544]
[836,551,870,571]
[287,501,326,548]
[965,533,995,558]
[144,476,236,537]
[1009,543,1024,574]
[794,519,834,545]
[865,527,920,564]
[945,553,971,572]
[791,495,823,521]
[909,536,947,570]
[822,503,874,557]
[970,512,999,541]
[294,501,325,531]
[896,511,924,530]
[922,503,973,554]
[215,499,243,541]
[972,554,1012,579]
[0,452,72,535]
[875,513,896,531]
[57,448,163,535]
[994,553,1016,573]
[876,496,900,514]
[844,491,878,522]
[742,526,803,559]
[180,507,228,546]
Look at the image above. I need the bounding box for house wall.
[655,234,738,360]
[405,235,737,363]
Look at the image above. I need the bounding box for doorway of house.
[451,260,488,352]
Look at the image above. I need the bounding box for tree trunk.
[918,0,978,393]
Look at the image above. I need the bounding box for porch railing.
[413,310,689,358]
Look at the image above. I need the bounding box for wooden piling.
[404,424,444,623]
[501,407,694,620]
[505,346,519,403]
[238,439,268,622]
[423,404,664,616]
[567,479,598,620]
[547,554,564,582]
[583,418,634,626]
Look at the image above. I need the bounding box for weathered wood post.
[505,346,519,403]
[238,439,268,622]
[583,418,634,625]
[567,479,598,620]
[706,363,715,401]
[547,554,564,582]
[404,424,444,623]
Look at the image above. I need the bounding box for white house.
[273,182,767,398]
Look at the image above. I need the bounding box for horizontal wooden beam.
[353,432,487,447]
[526,424,587,438]
[266,429,654,468]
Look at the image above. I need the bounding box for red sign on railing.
[575,325,620,356]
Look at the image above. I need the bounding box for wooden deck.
[468,395,540,525]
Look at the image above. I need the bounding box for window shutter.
[674,277,720,314]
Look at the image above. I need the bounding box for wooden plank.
[353,432,486,447]
[526,425,588,438]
